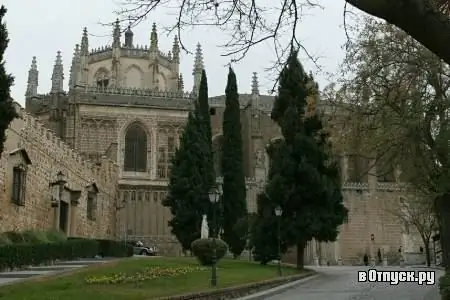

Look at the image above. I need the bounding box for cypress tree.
[221,67,248,257]
[163,102,211,251]
[197,70,215,188]
[0,5,18,157]
[252,51,347,269]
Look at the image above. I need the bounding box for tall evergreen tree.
[163,102,211,251]
[221,67,248,257]
[197,70,215,188]
[0,6,18,157]
[252,52,347,269]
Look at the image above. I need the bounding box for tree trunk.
[296,242,305,270]
[346,0,450,66]
[425,242,431,267]
[437,193,450,273]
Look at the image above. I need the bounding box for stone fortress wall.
[0,103,118,238]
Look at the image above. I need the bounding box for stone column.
[341,153,348,183]
[151,127,157,179]
[335,234,341,264]
[70,205,77,236]
[312,239,319,265]
[66,204,71,235]
[53,206,60,230]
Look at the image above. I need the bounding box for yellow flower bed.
[85,266,206,284]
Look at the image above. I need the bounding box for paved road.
[266,266,443,300]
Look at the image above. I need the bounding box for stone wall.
[282,183,419,266]
[0,103,118,238]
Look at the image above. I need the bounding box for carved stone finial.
[172,35,180,62]
[25,56,39,97]
[112,18,121,48]
[80,27,89,56]
[51,51,64,93]
[251,72,259,95]
[150,23,158,52]
[192,43,204,93]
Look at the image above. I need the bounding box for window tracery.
[124,123,148,172]
[157,128,178,179]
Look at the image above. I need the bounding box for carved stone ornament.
[255,150,265,167]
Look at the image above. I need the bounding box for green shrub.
[191,238,228,266]
[0,238,98,271]
[3,231,25,243]
[21,230,49,244]
[68,237,133,257]
[0,234,11,245]
[45,229,67,242]
[96,239,133,257]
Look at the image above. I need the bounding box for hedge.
[0,238,98,271]
[69,237,133,258]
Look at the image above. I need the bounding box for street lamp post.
[209,184,222,287]
[274,205,283,276]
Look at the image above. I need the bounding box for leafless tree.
[387,192,438,266]
[115,0,450,70]
[328,16,450,269]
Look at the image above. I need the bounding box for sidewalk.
[0,258,110,286]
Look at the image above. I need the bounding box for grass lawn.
[0,257,307,300]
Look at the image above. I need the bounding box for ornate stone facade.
[15,21,423,261]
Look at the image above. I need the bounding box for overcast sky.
[2,0,363,105]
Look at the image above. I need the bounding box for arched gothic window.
[95,69,109,88]
[124,123,147,172]
[157,130,177,179]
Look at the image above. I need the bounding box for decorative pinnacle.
[251,72,259,95]
[25,56,39,97]
[178,74,184,91]
[172,35,180,62]
[193,43,203,74]
[81,27,89,55]
[51,51,64,93]
[31,56,37,71]
[150,23,158,51]
[113,18,121,48]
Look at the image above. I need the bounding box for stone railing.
[342,182,369,191]
[376,182,404,191]
[85,85,194,99]
[88,45,173,63]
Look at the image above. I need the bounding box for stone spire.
[80,27,89,56]
[112,19,121,48]
[124,21,134,48]
[51,51,64,93]
[25,56,38,97]
[172,35,180,63]
[192,43,203,93]
[69,44,80,89]
[150,23,158,52]
[251,72,259,95]
[75,28,89,88]
[178,74,184,91]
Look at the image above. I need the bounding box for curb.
[158,271,316,300]
[409,265,444,271]
[236,274,319,300]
